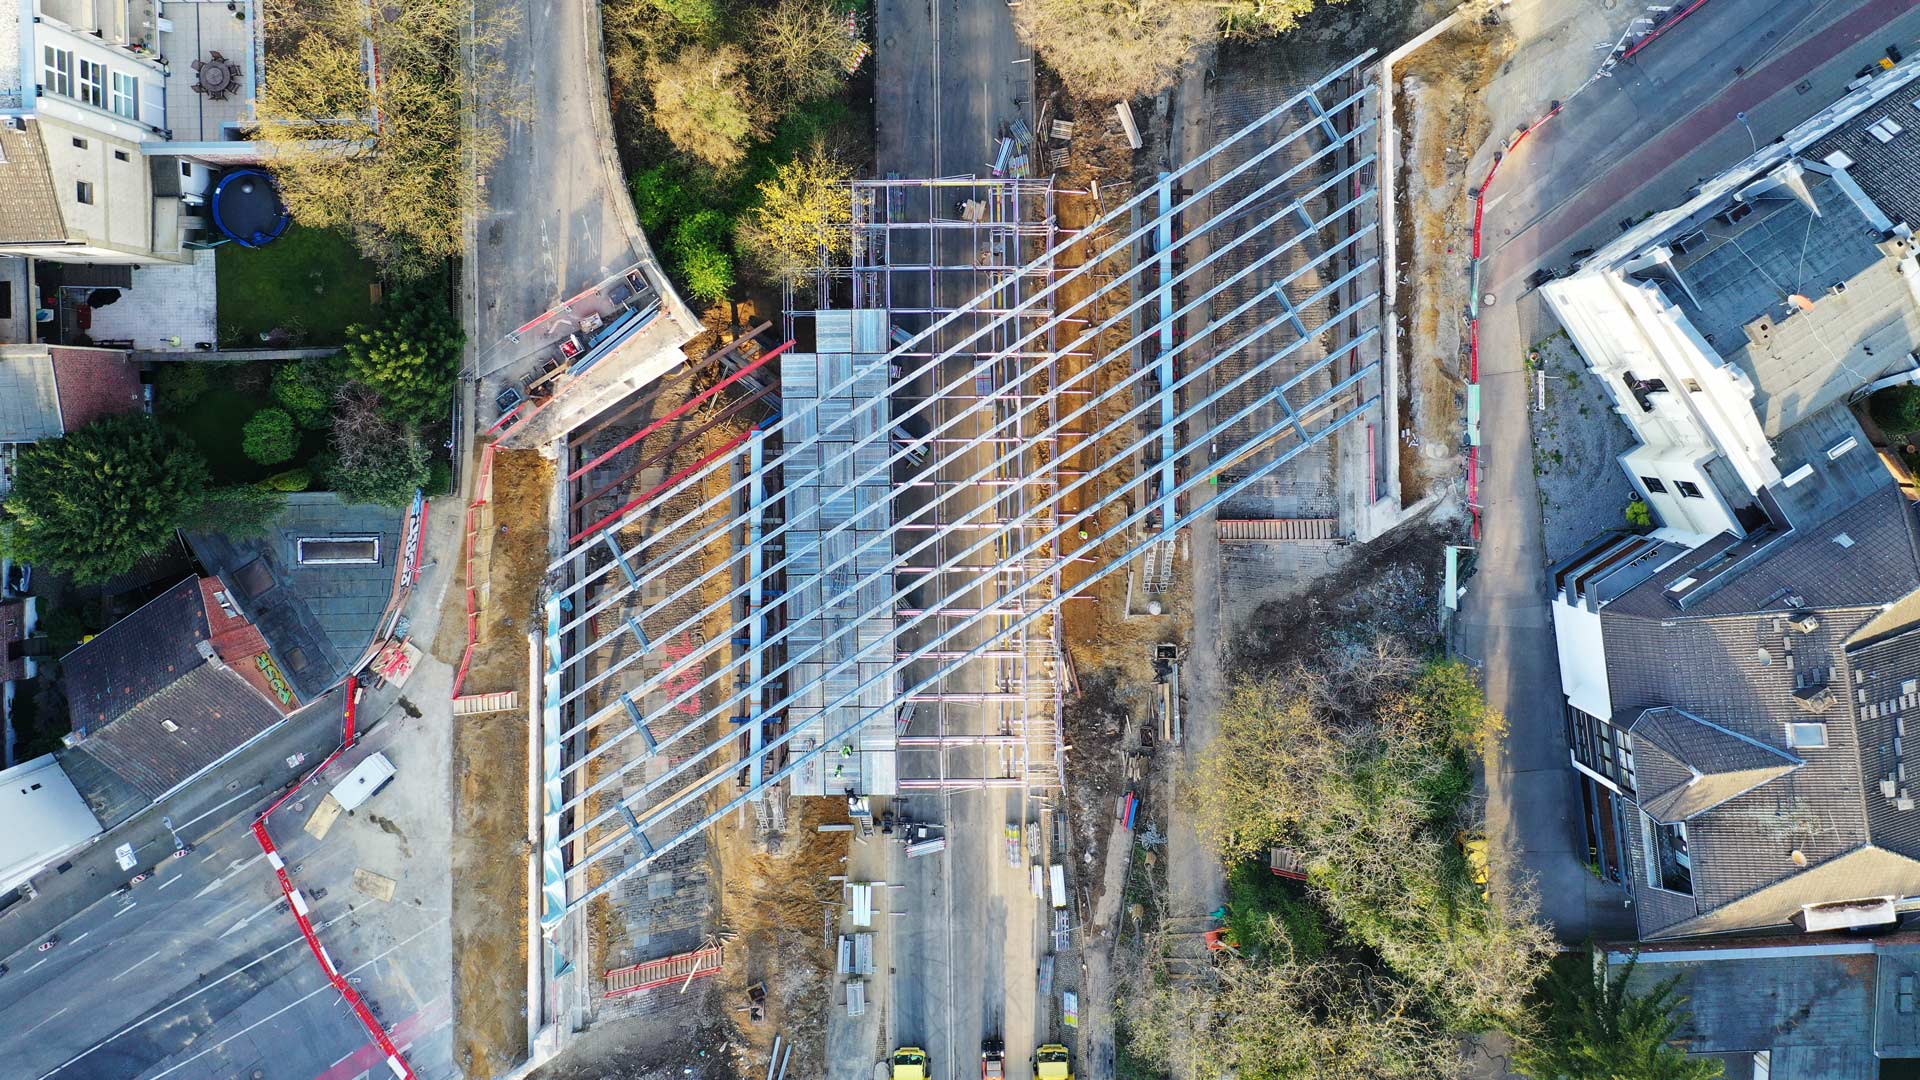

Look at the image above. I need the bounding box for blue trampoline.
[210,168,290,247]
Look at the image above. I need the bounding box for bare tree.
[648,45,762,168]
[751,0,869,104]
[1010,0,1220,101]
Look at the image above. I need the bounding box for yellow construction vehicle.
[892,1047,930,1080]
[1033,1045,1073,1080]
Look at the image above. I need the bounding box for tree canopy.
[1011,0,1325,100]
[242,408,299,465]
[255,0,507,272]
[752,0,869,104]
[328,383,433,507]
[735,143,853,285]
[648,45,762,168]
[1515,950,1726,1080]
[342,281,464,425]
[0,416,210,583]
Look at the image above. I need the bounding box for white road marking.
[27,959,45,972]
[221,896,287,939]
[173,785,260,833]
[31,914,352,1079]
[20,1007,68,1037]
[193,853,265,899]
[112,903,136,918]
[111,951,161,982]
[67,933,88,945]
[329,1050,354,1067]
[156,875,181,890]
[70,916,447,1080]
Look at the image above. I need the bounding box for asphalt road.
[1461,0,1920,938]
[828,1,1045,1077]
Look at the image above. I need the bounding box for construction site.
[443,37,1436,1080]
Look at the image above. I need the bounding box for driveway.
[1459,0,1920,941]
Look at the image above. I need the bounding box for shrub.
[241,408,299,465]
[1224,860,1327,962]
[1873,384,1920,435]
[1626,497,1653,528]
[426,458,454,497]
[155,364,211,410]
[272,360,344,429]
[631,162,703,236]
[342,280,464,424]
[265,467,313,492]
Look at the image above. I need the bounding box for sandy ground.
[1395,18,1517,500]
[431,447,552,1077]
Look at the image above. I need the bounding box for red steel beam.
[568,427,758,545]
[567,340,792,482]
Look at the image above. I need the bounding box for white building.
[0,753,102,896]
[0,0,263,265]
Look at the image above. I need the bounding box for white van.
[330,752,396,812]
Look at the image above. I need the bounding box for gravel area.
[1529,330,1639,566]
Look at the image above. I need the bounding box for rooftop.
[62,577,287,800]
[0,344,148,442]
[187,493,404,701]
[0,348,66,442]
[0,121,66,244]
[1807,71,1920,231]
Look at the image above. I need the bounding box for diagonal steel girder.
[546,58,1376,617]
[549,99,1378,675]
[551,179,1376,743]
[555,309,1380,838]
[551,375,1379,919]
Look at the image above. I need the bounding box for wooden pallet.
[605,945,725,998]
[452,691,520,715]
[1216,517,1338,542]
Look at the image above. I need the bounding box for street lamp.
[1736,111,1758,151]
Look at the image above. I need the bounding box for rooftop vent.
[1746,315,1775,347]
[1795,685,1836,713]
[1789,614,1820,634]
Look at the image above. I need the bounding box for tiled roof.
[1625,706,1802,822]
[49,348,144,432]
[1806,71,1920,231]
[61,577,287,801]
[0,122,65,244]
[77,664,284,800]
[1654,845,1920,939]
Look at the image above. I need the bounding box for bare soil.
[435,446,551,1077]
[1394,18,1518,500]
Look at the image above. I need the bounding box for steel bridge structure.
[537,52,1382,928]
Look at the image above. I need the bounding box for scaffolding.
[537,52,1383,927]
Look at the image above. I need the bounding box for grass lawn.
[160,364,329,484]
[216,225,380,347]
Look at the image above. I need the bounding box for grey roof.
[1806,72,1920,230]
[1605,484,1920,620]
[1876,942,1920,1058]
[186,493,404,700]
[0,122,65,244]
[0,347,62,442]
[1765,405,1896,531]
[1622,947,1879,1078]
[61,579,286,801]
[52,744,152,831]
[1625,706,1802,822]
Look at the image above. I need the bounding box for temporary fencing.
[451,442,499,699]
[248,680,420,1079]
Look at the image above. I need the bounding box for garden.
[214,223,381,347]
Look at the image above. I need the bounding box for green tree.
[735,142,852,285]
[242,408,299,465]
[669,209,736,306]
[1872,384,1920,435]
[0,415,210,583]
[649,0,719,33]
[631,162,703,236]
[155,363,211,411]
[272,360,344,428]
[342,281,464,424]
[187,484,287,538]
[1515,950,1725,1080]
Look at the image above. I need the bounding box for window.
[1675,480,1704,498]
[1642,815,1693,895]
[296,536,381,565]
[110,72,138,120]
[1787,722,1828,749]
[42,46,72,98]
[1640,476,1667,494]
[113,149,128,162]
[77,59,104,107]
[70,137,86,149]
[75,181,93,205]
[181,161,193,177]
